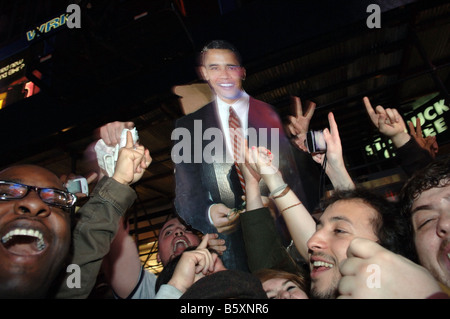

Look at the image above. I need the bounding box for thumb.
[346,238,380,259]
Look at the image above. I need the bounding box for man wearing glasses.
[0,132,151,298]
[0,164,76,298]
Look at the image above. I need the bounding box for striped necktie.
[229,106,246,194]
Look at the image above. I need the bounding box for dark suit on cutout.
[173,97,319,271]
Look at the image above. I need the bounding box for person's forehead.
[203,49,240,64]
[412,183,450,209]
[163,217,184,228]
[263,277,289,287]
[320,198,377,223]
[160,218,185,235]
[0,165,63,189]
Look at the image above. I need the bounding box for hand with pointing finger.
[363,96,410,148]
[113,131,152,185]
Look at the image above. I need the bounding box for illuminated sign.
[0,51,29,90]
[25,4,81,42]
[0,51,40,109]
[26,14,69,42]
[408,99,448,135]
[0,59,25,82]
[0,92,6,109]
[365,99,449,159]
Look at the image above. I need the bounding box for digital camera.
[305,130,326,154]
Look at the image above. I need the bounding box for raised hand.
[113,131,152,185]
[312,112,354,190]
[363,96,406,137]
[99,121,135,146]
[246,146,279,176]
[201,233,226,256]
[167,243,225,294]
[287,96,316,152]
[363,96,410,148]
[408,118,439,158]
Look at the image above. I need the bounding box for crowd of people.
[0,40,448,300]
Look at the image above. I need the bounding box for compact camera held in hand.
[66,177,89,196]
[305,130,327,154]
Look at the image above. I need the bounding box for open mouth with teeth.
[311,260,334,276]
[172,238,189,255]
[1,228,46,256]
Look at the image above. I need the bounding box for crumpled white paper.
[94,128,139,177]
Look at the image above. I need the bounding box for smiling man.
[306,187,411,299]
[0,165,75,298]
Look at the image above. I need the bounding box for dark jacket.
[173,97,318,271]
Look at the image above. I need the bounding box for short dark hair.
[320,187,415,260]
[199,40,243,66]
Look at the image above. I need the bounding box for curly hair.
[398,155,450,262]
[400,155,450,218]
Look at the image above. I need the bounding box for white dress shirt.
[215,91,250,156]
[208,91,250,224]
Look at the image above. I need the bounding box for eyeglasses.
[0,181,77,209]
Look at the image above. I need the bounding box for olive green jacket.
[54,177,137,299]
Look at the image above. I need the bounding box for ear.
[241,67,247,80]
[198,65,209,81]
[156,253,161,263]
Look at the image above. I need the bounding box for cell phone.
[66,177,89,196]
[305,130,326,154]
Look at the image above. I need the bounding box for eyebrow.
[317,215,353,226]
[265,279,291,294]
[161,223,175,234]
[206,63,240,67]
[411,204,433,215]
[4,179,63,190]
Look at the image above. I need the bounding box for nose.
[218,66,230,78]
[14,191,51,218]
[174,227,184,237]
[307,229,327,252]
[437,211,450,238]
[278,290,291,299]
